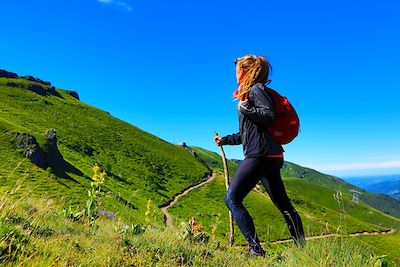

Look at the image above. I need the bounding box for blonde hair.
[235,54,272,100]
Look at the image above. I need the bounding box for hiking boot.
[248,245,266,257]
[246,241,265,257]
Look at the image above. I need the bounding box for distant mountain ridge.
[366,179,400,200]
[344,174,400,188]
[344,174,400,200]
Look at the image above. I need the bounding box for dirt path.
[269,229,397,245]
[160,173,216,227]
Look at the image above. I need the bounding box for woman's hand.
[214,135,222,146]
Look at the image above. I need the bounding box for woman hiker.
[214,54,305,256]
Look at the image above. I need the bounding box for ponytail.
[235,55,272,100]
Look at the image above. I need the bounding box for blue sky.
[1,0,400,177]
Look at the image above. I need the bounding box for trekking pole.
[214,132,235,247]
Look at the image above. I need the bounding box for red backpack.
[265,88,300,145]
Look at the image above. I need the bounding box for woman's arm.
[221,132,242,145]
[239,84,276,125]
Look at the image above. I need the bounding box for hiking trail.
[160,172,216,227]
[268,228,397,245]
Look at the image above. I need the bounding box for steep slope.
[0,73,209,224]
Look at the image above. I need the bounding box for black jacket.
[221,83,284,157]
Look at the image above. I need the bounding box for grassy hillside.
[283,161,400,218]
[0,76,209,225]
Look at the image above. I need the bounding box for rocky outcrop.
[1,68,77,100]
[287,169,308,178]
[177,142,187,147]
[6,81,24,88]
[0,69,19,78]
[6,129,83,178]
[26,84,49,95]
[7,132,47,168]
[43,129,65,170]
[26,84,58,97]
[21,75,51,86]
[6,81,59,97]
[65,90,80,100]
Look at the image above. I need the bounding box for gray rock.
[6,132,47,168]
[21,75,51,86]
[27,84,48,96]
[43,129,65,170]
[45,128,57,142]
[98,209,117,221]
[26,84,60,97]
[6,129,62,170]
[177,142,187,147]
[6,82,24,88]
[6,129,83,178]
[65,90,80,100]
[48,86,57,95]
[0,69,18,78]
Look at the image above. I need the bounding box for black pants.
[224,157,305,245]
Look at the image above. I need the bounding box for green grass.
[1,190,396,266]
[354,233,400,266]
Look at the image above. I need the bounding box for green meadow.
[0,188,396,266]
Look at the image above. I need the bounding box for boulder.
[21,75,51,86]
[48,86,57,95]
[7,129,65,170]
[66,90,80,100]
[43,129,65,170]
[178,142,187,147]
[27,84,48,96]
[26,84,60,97]
[0,70,18,78]
[0,69,19,78]
[6,132,47,168]
[6,82,24,88]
